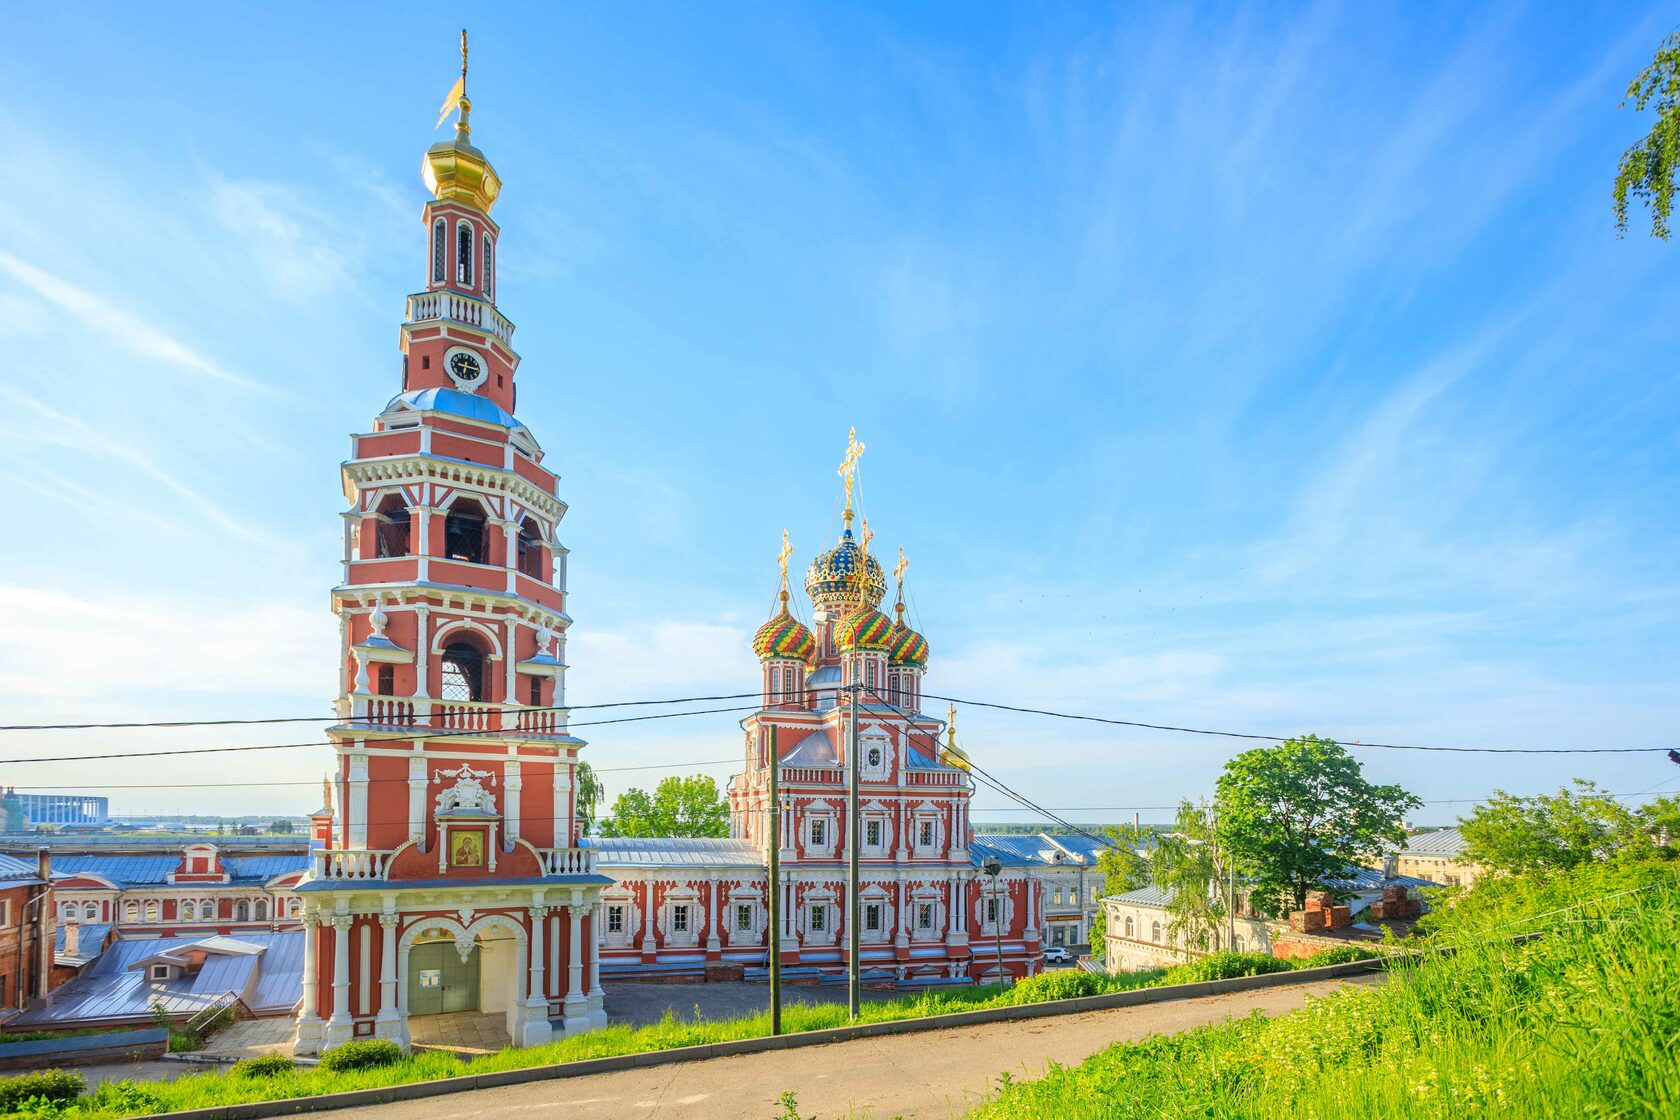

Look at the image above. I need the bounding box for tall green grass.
[973,861,1680,1119]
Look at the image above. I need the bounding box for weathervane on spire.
[435,29,472,133]
[838,427,865,525]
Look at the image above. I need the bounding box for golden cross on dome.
[893,547,909,587]
[776,530,793,595]
[855,516,875,609]
[435,29,472,132]
[837,427,865,522]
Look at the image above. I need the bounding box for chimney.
[1382,853,1398,879]
[64,916,79,957]
[35,846,49,884]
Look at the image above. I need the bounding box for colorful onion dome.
[805,527,886,614]
[833,605,896,653]
[752,594,815,662]
[887,606,929,668]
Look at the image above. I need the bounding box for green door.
[408,941,480,1015]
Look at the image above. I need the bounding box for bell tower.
[296,35,609,1056]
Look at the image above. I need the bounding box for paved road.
[607,981,904,1028]
[333,974,1381,1120]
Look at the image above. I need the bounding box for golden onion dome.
[805,527,886,614]
[752,594,815,662]
[423,101,502,214]
[834,605,896,653]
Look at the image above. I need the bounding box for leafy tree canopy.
[1214,734,1420,914]
[598,774,729,839]
[1154,799,1230,953]
[1087,823,1151,960]
[1614,29,1680,239]
[1459,779,1678,875]
[574,761,603,837]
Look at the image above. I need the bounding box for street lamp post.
[981,855,1007,990]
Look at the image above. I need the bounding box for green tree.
[1086,823,1151,960]
[1614,29,1680,239]
[1153,800,1230,954]
[267,819,294,835]
[574,761,603,837]
[598,774,729,839]
[1460,779,1671,874]
[1214,735,1419,914]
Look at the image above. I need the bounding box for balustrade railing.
[539,847,596,876]
[312,849,389,882]
[343,695,569,736]
[405,291,515,345]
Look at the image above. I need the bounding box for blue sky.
[2,2,1676,824]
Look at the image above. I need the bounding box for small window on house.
[484,236,494,299]
[867,746,882,768]
[809,905,826,933]
[255,898,269,920]
[457,221,475,286]
[443,499,488,564]
[150,964,170,981]
[671,904,690,933]
[866,820,882,847]
[82,903,97,921]
[235,900,250,922]
[919,821,935,848]
[375,496,410,557]
[607,906,625,934]
[865,903,881,932]
[0,900,11,926]
[439,638,487,702]
[735,904,752,932]
[180,900,195,921]
[1124,916,1134,939]
[288,898,301,918]
[376,664,394,696]
[125,901,139,922]
[918,903,934,930]
[1151,921,1162,943]
[986,897,998,925]
[432,218,446,284]
[809,819,825,846]
[527,676,541,706]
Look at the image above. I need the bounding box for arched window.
[254,898,268,920]
[457,221,474,286]
[440,638,487,702]
[125,901,139,922]
[432,218,446,284]
[235,900,249,922]
[180,900,195,921]
[1151,920,1162,943]
[483,236,494,299]
[287,898,301,918]
[375,496,410,557]
[82,902,98,921]
[443,498,487,564]
[145,901,159,923]
[1124,916,1134,939]
[516,518,543,578]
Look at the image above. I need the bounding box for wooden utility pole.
[847,682,862,1018]
[767,724,782,1035]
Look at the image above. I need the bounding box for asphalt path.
[329,973,1381,1120]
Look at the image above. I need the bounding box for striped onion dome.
[805,527,887,614]
[752,594,815,662]
[833,605,896,652]
[887,605,929,668]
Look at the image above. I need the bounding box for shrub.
[1010,969,1107,1004]
[1296,945,1380,968]
[1163,951,1294,984]
[85,1079,163,1115]
[0,1071,84,1112]
[319,1038,404,1072]
[230,1053,296,1078]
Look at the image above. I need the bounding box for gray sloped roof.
[47,852,309,887]
[0,852,46,884]
[587,837,763,868]
[970,832,1121,868]
[10,931,303,1027]
[782,730,838,767]
[1402,827,1469,858]
[1108,884,1173,909]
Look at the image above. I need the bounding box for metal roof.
[782,731,837,767]
[383,387,526,430]
[47,852,309,888]
[1105,866,1437,909]
[587,837,763,868]
[10,931,303,1027]
[0,853,45,884]
[1108,884,1174,909]
[969,833,1120,868]
[1402,827,1469,858]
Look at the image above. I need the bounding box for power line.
[919,691,1675,755]
[6,759,742,790]
[0,706,761,765]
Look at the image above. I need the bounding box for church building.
[296,57,1042,1055]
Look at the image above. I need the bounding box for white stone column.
[504,617,519,698]
[504,760,522,850]
[586,904,606,1027]
[562,902,588,1034]
[408,753,427,849]
[413,605,431,699]
[347,750,369,850]
[293,913,322,1054]
[415,509,432,584]
[375,910,403,1043]
[556,761,575,848]
[528,903,547,1005]
[896,876,909,947]
[324,915,353,1047]
[641,880,657,954]
[705,873,720,954]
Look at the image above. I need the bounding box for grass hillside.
[973,860,1680,1119]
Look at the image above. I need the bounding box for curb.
[139,959,1384,1120]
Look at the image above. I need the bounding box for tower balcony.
[406,290,515,347]
[308,843,595,884]
[335,693,571,739]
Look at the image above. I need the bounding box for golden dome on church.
[423,105,502,214]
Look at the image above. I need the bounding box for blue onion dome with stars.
[805,527,887,614]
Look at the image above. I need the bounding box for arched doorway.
[398,915,545,1052]
[407,938,480,1016]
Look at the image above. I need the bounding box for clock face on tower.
[443,346,487,392]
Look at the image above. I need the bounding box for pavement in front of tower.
[324,973,1384,1120]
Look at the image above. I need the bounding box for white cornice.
[341,454,565,523]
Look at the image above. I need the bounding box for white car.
[1043,946,1074,964]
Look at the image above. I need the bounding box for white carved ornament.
[433,763,499,816]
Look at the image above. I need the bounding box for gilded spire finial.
[855,516,875,611]
[837,427,865,528]
[893,547,908,618]
[776,530,793,604]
